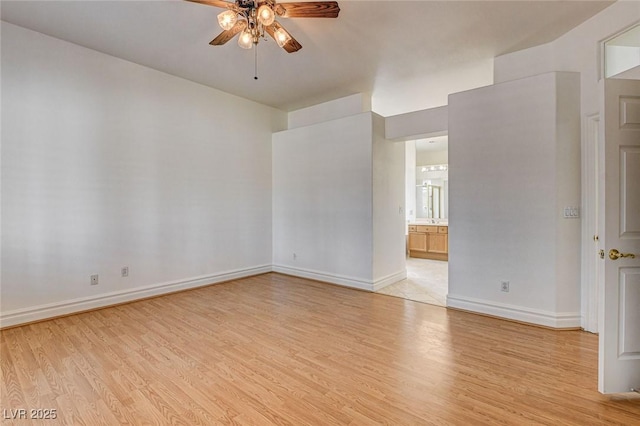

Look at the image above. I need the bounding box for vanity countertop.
[411,221,448,226]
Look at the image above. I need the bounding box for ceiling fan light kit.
[186,0,340,53]
[274,27,291,47]
[217,9,238,30]
[238,28,254,49]
[257,4,276,26]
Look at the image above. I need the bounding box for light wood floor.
[2,273,639,425]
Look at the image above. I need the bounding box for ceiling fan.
[186,0,340,53]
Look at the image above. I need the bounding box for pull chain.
[254,42,258,80]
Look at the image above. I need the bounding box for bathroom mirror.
[416,165,448,219]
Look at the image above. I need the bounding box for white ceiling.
[416,136,448,152]
[1,0,614,116]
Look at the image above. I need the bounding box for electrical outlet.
[501,281,510,292]
[90,274,99,285]
[121,266,129,277]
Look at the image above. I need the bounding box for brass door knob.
[609,249,637,260]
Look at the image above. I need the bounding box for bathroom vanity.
[408,224,448,261]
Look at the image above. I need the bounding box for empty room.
[2,0,640,424]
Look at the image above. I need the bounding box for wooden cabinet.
[408,225,448,260]
[408,232,427,252]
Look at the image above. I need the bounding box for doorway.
[376,136,449,307]
[596,24,640,393]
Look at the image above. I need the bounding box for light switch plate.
[563,206,580,219]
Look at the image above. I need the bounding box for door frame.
[581,113,601,333]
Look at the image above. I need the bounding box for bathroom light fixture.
[421,164,448,172]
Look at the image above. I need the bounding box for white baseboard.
[0,265,272,328]
[372,270,407,291]
[446,294,582,329]
[272,264,374,291]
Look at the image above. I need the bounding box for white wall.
[1,23,285,326]
[385,106,448,140]
[405,141,417,225]
[448,72,581,328]
[272,111,405,290]
[554,73,583,316]
[372,114,406,287]
[373,58,494,117]
[417,150,448,166]
[288,93,371,129]
[494,1,640,117]
[272,113,374,288]
[493,0,640,330]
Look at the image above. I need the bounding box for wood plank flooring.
[1,273,639,425]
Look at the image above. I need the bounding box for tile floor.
[376,257,448,306]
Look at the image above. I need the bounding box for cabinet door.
[408,232,427,252]
[428,233,448,254]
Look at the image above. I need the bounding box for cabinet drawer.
[416,225,438,233]
[408,225,417,232]
[438,226,448,234]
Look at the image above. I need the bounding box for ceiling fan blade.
[275,2,340,18]
[282,35,302,53]
[265,22,302,53]
[184,0,236,9]
[210,20,247,45]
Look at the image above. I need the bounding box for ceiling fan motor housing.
[238,0,257,9]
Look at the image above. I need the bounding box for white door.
[598,78,640,394]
